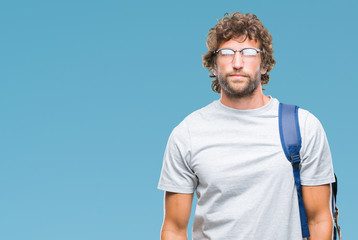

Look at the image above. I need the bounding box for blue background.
[1,0,356,239]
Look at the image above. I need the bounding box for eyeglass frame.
[213,48,262,62]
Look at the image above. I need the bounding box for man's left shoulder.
[297,107,326,131]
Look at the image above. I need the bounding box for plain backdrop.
[1,0,356,239]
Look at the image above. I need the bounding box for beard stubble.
[217,70,261,98]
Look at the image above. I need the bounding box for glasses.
[214,48,262,63]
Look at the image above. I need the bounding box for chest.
[188,116,293,191]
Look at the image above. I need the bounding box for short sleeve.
[299,110,335,186]
[157,120,198,193]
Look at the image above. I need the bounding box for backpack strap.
[279,103,310,238]
[332,174,342,240]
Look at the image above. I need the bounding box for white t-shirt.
[158,97,335,240]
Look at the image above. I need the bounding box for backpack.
[278,103,341,240]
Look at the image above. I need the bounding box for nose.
[232,52,244,69]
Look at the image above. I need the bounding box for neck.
[220,84,270,110]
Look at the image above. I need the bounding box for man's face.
[214,36,267,98]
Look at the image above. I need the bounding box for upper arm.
[302,184,332,223]
[162,191,194,235]
[299,110,335,185]
[158,121,198,194]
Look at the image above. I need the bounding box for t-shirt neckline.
[215,96,276,116]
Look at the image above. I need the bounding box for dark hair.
[202,12,276,93]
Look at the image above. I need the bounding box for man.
[158,12,335,240]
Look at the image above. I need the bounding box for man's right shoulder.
[174,100,218,131]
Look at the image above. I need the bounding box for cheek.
[216,63,229,75]
[252,63,263,74]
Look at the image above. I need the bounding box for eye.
[220,49,235,56]
[242,48,258,56]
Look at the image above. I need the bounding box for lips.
[228,72,248,77]
[229,74,247,78]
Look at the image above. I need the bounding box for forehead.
[219,36,260,49]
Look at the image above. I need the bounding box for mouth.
[229,74,247,78]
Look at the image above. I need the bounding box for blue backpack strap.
[332,174,341,240]
[279,103,310,238]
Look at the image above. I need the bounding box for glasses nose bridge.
[232,49,244,63]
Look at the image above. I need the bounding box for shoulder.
[297,107,326,134]
[297,107,331,162]
[277,102,328,145]
[168,100,218,142]
[184,100,218,122]
[296,107,334,185]
[174,100,218,131]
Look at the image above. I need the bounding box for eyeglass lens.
[217,49,259,63]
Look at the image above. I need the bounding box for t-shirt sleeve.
[157,120,198,193]
[299,110,335,186]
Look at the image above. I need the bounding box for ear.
[212,68,217,76]
[260,67,267,75]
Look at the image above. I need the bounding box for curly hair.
[202,12,276,93]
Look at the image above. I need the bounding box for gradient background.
[1,0,356,239]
